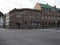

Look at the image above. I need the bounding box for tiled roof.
[9,8,41,14]
[38,3,56,11]
[0,12,3,17]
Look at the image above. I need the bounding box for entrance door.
[16,23,21,29]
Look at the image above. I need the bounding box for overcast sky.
[0,0,60,13]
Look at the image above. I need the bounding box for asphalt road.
[0,29,60,45]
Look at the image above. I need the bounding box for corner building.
[5,3,60,29]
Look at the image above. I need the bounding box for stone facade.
[5,8,60,29]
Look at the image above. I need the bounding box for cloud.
[0,0,35,13]
[56,0,60,8]
[0,0,60,13]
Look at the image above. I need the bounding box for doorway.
[16,23,21,29]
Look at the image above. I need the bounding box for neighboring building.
[34,3,60,28]
[5,7,60,29]
[0,12,4,28]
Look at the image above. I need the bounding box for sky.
[0,0,60,14]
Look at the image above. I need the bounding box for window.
[17,14,22,18]
[25,21,27,24]
[21,12,24,14]
[6,22,9,25]
[41,16,44,20]
[5,13,10,26]
[48,16,50,20]
[32,16,36,18]
[0,17,3,26]
[32,23,35,25]
[41,13,44,15]
[55,17,57,20]
[30,15,36,18]
[51,16,56,21]
[48,8,51,11]
[6,13,10,20]
[57,13,59,16]
[45,16,47,19]
[57,17,59,20]
[6,19,9,22]
[17,15,19,18]
[54,13,57,15]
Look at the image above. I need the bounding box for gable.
[34,3,41,10]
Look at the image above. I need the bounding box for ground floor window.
[16,23,21,29]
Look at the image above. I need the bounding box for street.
[0,29,60,45]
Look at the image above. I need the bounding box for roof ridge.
[38,3,53,7]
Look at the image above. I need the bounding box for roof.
[0,12,3,17]
[9,8,41,14]
[38,3,56,11]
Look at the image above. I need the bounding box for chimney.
[46,3,48,5]
[53,5,56,8]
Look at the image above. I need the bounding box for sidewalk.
[0,28,60,32]
[0,28,6,30]
[40,29,60,32]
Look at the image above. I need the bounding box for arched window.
[48,16,50,20]
[45,16,47,19]
[41,16,44,20]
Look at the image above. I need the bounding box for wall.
[0,17,3,28]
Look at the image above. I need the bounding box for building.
[34,3,60,28]
[5,3,60,29]
[0,12,4,28]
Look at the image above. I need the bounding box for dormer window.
[17,14,22,18]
